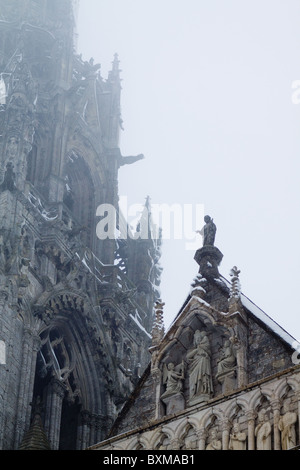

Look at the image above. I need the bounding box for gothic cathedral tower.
[0,0,161,449]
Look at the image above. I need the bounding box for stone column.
[197,428,207,450]
[151,367,162,419]
[76,410,91,450]
[246,411,256,450]
[271,399,281,450]
[14,328,40,449]
[221,419,231,450]
[44,378,66,450]
[25,335,41,431]
[89,414,99,447]
[93,415,106,447]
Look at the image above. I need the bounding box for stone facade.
[90,242,300,451]
[92,367,300,451]
[0,0,161,450]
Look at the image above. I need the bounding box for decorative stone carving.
[229,266,241,300]
[0,162,16,192]
[6,136,19,160]
[197,215,217,247]
[278,400,297,450]
[161,361,185,415]
[151,300,165,347]
[187,330,213,404]
[161,362,184,399]
[190,273,207,299]
[203,215,216,246]
[255,410,272,450]
[217,338,237,376]
[228,422,247,450]
[206,428,221,450]
[216,337,237,393]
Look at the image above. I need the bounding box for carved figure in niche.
[278,400,297,450]
[206,428,221,450]
[228,422,247,450]
[255,410,272,450]
[187,330,213,400]
[216,338,236,377]
[161,361,184,398]
[1,162,16,192]
[6,136,19,160]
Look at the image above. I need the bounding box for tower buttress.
[0,0,162,451]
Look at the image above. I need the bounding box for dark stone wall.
[247,315,294,383]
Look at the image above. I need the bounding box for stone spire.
[108,53,122,83]
[228,266,244,316]
[106,53,122,147]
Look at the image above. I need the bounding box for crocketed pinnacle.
[19,409,51,450]
[152,300,165,346]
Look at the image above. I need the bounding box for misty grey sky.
[77,1,300,338]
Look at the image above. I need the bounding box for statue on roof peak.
[197,215,216,247]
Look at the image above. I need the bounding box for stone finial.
[108,53,121,83]
[152,300,165,346]
[229,266,241,300]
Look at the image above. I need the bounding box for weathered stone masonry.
[0,0,161,450]
[91,243,300,451]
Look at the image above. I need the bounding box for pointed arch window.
[39,326,79,401]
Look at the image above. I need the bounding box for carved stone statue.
[255,410,272,450]
[161,361,184,399]
[228,422,247,450]
[216,339,236,377]
[202,215,216,246]
[1,162,16,192]
[278,400,297,450]
[206,428,221,450]
[187,330,213,402]
[6,136,19,160]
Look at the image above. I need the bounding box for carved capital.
[196,428,207,440]
[220,418,232,433]
[170,438,181,450]
[80,409,92,426]
[245,410,256,422]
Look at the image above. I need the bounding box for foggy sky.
[76,1,300,339]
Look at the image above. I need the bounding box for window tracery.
[39,326,80,403]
